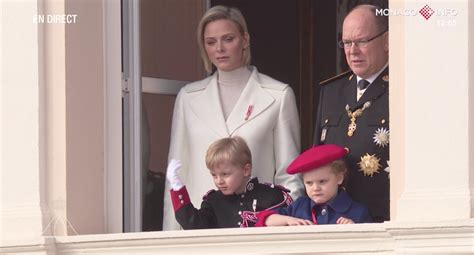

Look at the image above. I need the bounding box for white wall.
[469,0,474,218]
[42,0,68,236]
[393,0,473,221]
[0,0,51,242]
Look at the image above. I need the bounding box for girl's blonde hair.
[330,159,348,187]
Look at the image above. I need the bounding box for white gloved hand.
[166,159,183,191]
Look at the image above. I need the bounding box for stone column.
[392,0,474,221]
[0,0,52,242]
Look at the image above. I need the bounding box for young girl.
[256,144,371,226]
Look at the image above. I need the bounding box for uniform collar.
[232,176,259,195]
[356,62,388,85]
[243,177,259,193]
[347,66,389,110]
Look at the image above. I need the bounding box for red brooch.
[245,105,253,121]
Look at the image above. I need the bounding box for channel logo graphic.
[419,5,434,20]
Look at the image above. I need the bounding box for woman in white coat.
[163,5,303,230]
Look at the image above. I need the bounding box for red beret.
[286,144,347,174]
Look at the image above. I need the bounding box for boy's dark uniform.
[313,67,389,222]
[170,177,292,229]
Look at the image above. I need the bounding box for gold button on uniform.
[381,119,386,124]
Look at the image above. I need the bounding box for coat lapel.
[189,74,229,137]
[226,69,275,135]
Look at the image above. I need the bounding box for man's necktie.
[357,79,370,90]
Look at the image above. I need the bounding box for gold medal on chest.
[358,153,381,177]
[345,101,371,137]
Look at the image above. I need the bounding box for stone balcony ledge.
[2,219,473,254]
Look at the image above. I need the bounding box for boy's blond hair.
[205,136,252,170]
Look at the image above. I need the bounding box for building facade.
[1,0,473,254]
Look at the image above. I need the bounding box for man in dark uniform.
[313,4,389,222]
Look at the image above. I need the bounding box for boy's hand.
[166,159,183,191]
[336,217,354,224]
[286,216,313,226]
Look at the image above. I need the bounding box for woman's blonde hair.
[197,5,251,73]
[205,136,252,170]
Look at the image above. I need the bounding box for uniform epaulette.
[319,70,353,86]
[202,189,216,200]
[262,182,290,193]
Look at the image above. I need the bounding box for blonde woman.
[163,5,302,230]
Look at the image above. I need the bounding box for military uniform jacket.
[170,177,292,229]
[256,190,371,225]
[313,67,389,222]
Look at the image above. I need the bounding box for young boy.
[256,144,371,226]
[166,136,293,229]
